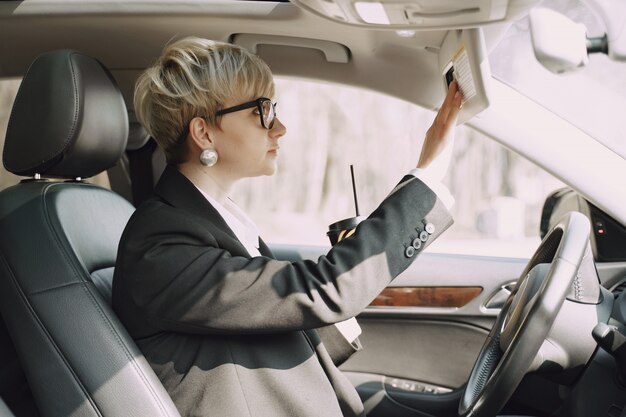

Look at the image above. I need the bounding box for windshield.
[489,0,626,159]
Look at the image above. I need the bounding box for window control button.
[384,376,451,395]
[412,384,424,392]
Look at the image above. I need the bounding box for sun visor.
[438,28,492,124]
[290,0,526,29]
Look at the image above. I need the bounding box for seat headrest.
[3,50,128,178]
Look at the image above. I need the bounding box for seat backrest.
[0,315,39,417]
[0,50,180,417]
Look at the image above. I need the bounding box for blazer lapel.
[258,238,275,259]
[154,165,252,257]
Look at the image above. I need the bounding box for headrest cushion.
[3,50,128,178]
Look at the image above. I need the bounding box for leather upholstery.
[0,50,180,417]
[3,50,128,178]
[0,317,38,417]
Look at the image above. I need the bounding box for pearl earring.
[200,148,218,167]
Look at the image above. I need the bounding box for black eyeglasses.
[176,97,277,144]
[216,97,277,130]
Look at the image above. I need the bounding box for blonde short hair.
[134,37,275,164]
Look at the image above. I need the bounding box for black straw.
[350,165,360,217]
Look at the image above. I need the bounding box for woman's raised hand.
[417,80,463,174]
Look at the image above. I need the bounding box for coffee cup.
[327,216,366,246]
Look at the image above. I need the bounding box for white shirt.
[196,188,261,255]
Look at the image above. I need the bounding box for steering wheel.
[458,212,592,417]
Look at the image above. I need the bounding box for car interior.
[0,0,625,417]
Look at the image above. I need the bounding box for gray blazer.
[112,165,453,417]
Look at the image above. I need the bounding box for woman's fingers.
[437,79,460,123]
[443,89,464,128]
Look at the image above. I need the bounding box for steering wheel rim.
[458,211,591,417]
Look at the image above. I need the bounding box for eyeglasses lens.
[261,100,275,129]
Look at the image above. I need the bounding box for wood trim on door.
[369,287,482,308]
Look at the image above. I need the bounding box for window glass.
[0,79,22,190]
[0,78,111,189]
[489,0,626,159]
[231,78,565,258]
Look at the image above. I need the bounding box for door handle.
[484,282,516,309]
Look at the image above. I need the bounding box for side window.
[440,127,564,257]
[232,77,564,258]
[0,79,22,190]
[0,78,110,190]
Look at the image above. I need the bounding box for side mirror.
[529,8,589,74]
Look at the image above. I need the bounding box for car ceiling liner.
[289,0,541,29]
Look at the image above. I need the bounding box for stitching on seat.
[4,52,81,173]
[29,280,85,296]
[57,51,81,159]
[42,183,86,283]
[42,182,175,416]
[0,251,103,417]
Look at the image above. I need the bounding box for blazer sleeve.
[115,176,453,335]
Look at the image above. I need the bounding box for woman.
[113,37,462,417]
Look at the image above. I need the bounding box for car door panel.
[344,371,463,417]
[345,370,464,417]
[341,319,488,389]
[270,243,528,416]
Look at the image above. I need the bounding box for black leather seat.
[0,316,39,417]
[0,50,180,417]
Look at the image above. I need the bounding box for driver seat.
[0,50,180,417]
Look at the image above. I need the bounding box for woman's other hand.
[417,80,463,177]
